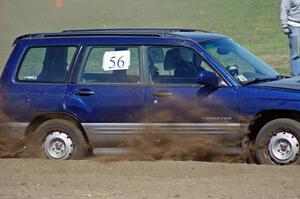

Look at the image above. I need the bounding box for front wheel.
[26,119,88,160]
[255,118,300,165]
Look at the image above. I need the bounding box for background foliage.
[0,0,289,74]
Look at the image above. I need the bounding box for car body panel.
[1,30,300,151]
[238,85,300,118]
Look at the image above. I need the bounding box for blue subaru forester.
[1,29,300,165]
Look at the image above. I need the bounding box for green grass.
[0,0,290,74]
[275,67,290,76]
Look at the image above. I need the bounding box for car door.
[7,45,77,122]
[65,45,145,147]
[144,45,242,139]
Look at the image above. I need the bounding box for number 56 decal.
[102,50,131,71]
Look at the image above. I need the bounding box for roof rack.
[13,28,206,45]
[62,28,203,33]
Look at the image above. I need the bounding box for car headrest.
[164,48,180,71]
[148,47,164,64]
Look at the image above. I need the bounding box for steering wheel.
[226,64,239,77]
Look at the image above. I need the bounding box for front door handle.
[153,90,172,97]
[75,89,95,96]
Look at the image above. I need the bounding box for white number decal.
[103,50,130,71]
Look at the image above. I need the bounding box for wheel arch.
[25,112,90,144]
[248,109,300,141]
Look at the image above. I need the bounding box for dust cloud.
[91,96,256,163]
[0,95,256,163]
[0,113,24,158]
[91,127,255,163]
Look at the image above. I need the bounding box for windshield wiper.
[242,75,285,86]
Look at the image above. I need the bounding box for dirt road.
[0,159,299,199]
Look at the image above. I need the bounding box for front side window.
[200,39,278,84]
[17,46,77,83]
[79,46,140,84]
[146,46,214,84]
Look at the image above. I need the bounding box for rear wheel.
[26,119,88,160]
[255,118,300,165]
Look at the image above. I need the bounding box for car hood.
[255,76,300,91]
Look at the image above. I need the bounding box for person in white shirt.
[280,0,300,76]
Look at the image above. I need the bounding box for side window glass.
[17,46,76,83]
[147,46,214,84]
[79,46,140,84]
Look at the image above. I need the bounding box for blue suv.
[1,29,299,165]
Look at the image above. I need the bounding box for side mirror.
[197,71,219,87]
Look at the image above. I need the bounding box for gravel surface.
[0,159,299,199]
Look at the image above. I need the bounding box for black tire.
[255,118,300,165]
[25,119,88,160]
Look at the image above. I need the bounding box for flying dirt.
[0,96,254,163]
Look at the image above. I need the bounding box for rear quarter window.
[17,46,77,83]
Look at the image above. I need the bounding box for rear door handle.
[75,89,95,96]
[153,90,172,97]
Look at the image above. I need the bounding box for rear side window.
[17,46,77,83]
[78,46,140,84]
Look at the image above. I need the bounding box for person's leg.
[289,26,300,76]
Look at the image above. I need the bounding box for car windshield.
[200,38,279,84]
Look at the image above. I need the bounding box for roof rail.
[62,28,203,33]
[13,33,44,45]
[13,32,163,45]
[13,28,206,45]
